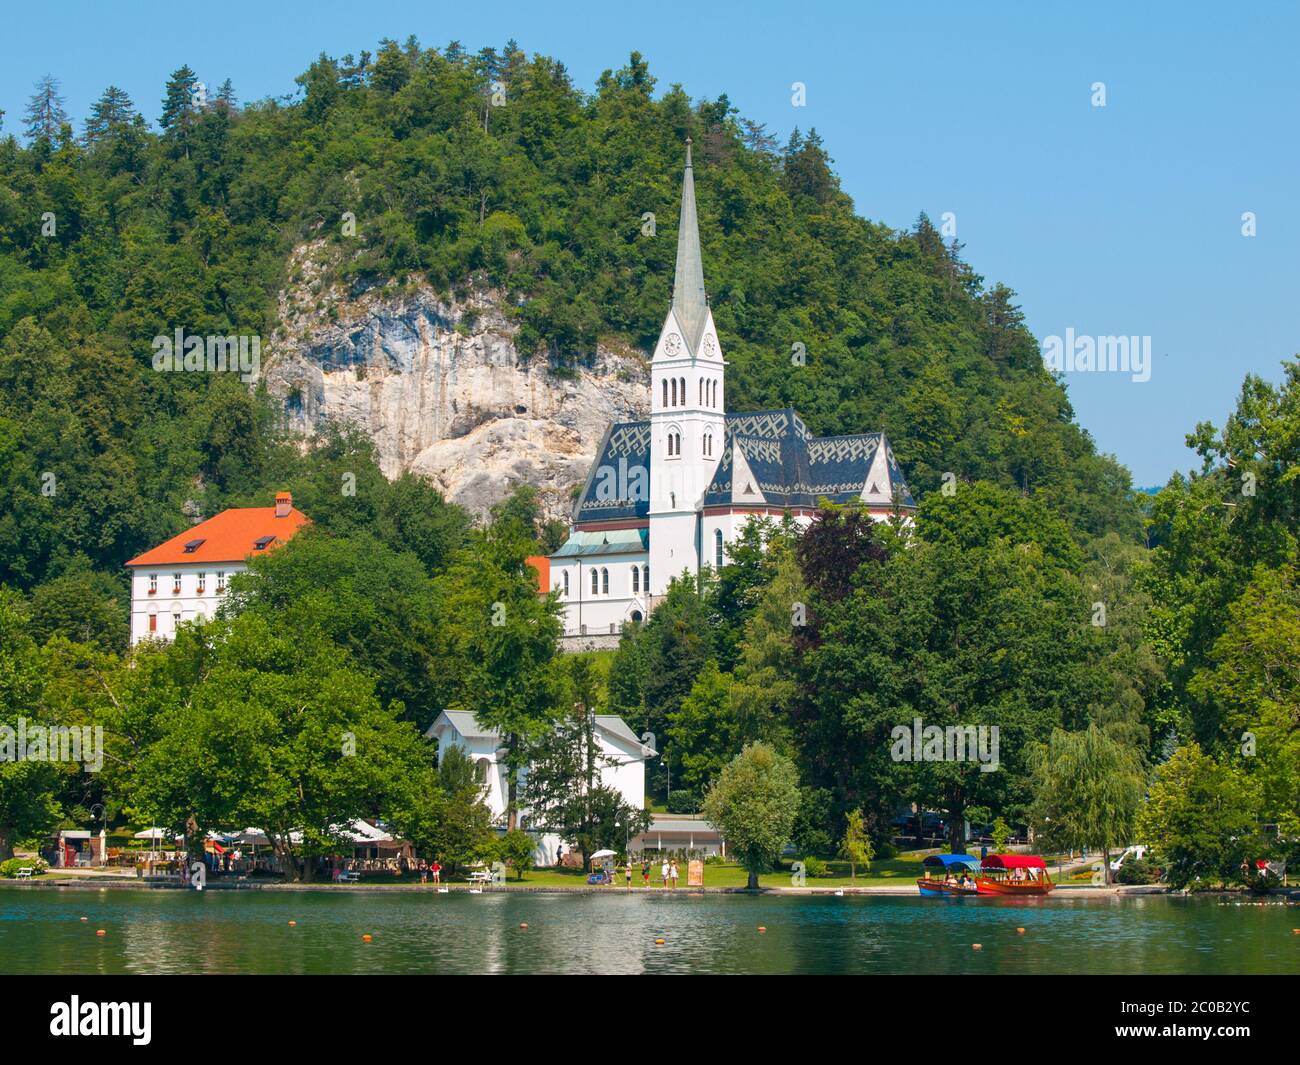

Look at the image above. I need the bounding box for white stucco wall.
[128,561,246,645]
[550,550,650,636]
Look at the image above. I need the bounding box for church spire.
[672,138,709,353]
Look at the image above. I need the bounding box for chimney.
[275,491,292,519]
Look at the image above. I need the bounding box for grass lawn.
[495,855,932,889]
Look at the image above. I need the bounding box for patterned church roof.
[572,407,914,522]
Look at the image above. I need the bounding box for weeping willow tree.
[1029,724,1147,884]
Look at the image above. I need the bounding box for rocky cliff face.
[262,242,648,522]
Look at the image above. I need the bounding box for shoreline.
[3,877,1292,899]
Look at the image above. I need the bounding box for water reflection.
[2,888,1296,975]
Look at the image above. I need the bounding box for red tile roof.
[525,555,549,595]
[127,503,309,567]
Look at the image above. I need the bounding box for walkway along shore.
[5,876,1294,899]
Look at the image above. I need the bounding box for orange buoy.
[79,917,88,922]
[362,934,373,942]
[758,926,767,933]
[654,937,665,945]
[95,929,106,936]
[288,920,297,926]
[519,922,528,929]
[972,943,982,950]
[1016,927,1025,934]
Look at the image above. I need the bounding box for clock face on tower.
[664,332,682,356]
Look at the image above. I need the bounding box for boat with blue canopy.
[916,853,982,896]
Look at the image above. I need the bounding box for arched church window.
[680,377,686,405]
[698,378,704,404]
[715,528,725,568]
[562,571,570,596]
[591,568,599,595]
[475,757,491,784]
[643,565,649,590]
[601,568,609,594]
[632,565,640,593]
[662,379,668,408]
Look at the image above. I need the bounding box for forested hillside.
[0,38,1295,885]
[1,37,1140,608]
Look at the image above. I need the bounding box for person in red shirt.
[431,861,441,884]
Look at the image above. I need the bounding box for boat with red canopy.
[975,853,1055,896]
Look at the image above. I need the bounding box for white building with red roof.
[125,492,308,645]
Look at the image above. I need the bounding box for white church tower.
[647,139,726,595]
[542,141,917,646]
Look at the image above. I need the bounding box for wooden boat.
[916,853,981,896]
[974,853,1055,896]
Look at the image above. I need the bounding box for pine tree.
[84,86,137,143]
[740,118,778,155]
[370,39,409,95]
[214,79,237,114]
[24,74,67,142]
[159,65,199,132]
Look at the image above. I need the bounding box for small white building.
[630,816,726,858]
[425,709,652,864]
[125,492,308,645]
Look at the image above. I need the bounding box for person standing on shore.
[431,860,441,884]
[669,859,679,889]
[625,859,633,888]
[642,859,650,886]
[660,858,669,886]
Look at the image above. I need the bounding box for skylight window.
[253,535,276,550]
[183,538,206,553]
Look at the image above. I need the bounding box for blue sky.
[3,0,1296,485]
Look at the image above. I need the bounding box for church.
[540,142,916,639]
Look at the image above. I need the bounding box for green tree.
[27,568,128,653]
[129,614,431,880]
[431,512,564,827]
[0,590,63,858]
[805,487,1096,850]
[839,808,873,881]
[84,86,137,144]
[521,657,649,862]
[24,75,67,142]
[1136,744,1261,889]
[224,528,442,725]
[394,745,495,873]
[702,743,800,889]
[1188,558,1300,841]
[1029,724,1147,883]
[159,66,200,134]
[666,660,736,795]
[497,828,536,880]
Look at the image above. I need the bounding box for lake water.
[2,887,1297,975]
